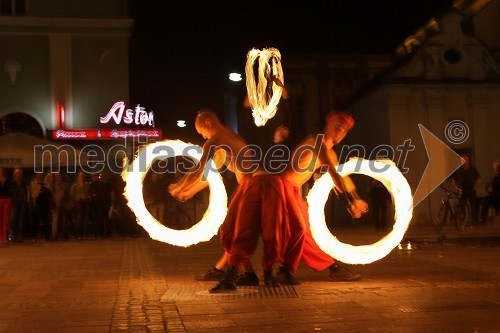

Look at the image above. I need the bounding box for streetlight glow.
[229,73,242,81]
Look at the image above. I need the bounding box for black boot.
[237,271,259,286]
[210,265,239,293]
[276,266,301,285]
[195,267,225,281]
[264,270,280,287]
[329,262,362,281]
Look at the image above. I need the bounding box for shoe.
[210,278,237,293]
[276,266,301,285]
[264,270,281,287]
[195,267,225,281]
[237,272,259,286]
[329,263,362,281]
[209,265,239,293]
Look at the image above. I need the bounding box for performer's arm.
[168,140,216,199]
[172,149,228,201]
[318,147,368,218]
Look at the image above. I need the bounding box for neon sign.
[100,101,155,127]
[52,101,162,140]
[52,129,163,140]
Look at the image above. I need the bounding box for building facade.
[347,9,500,225]
[0,0,132,138]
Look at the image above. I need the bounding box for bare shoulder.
[208,128,247,155]
[292,134,318,151]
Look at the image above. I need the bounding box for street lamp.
[225,72,242,132]
[228,72,242,82]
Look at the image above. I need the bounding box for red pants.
[0,197,12,242]
[228,174,286,270]
[280,178,306,273]
[220,176,249,253]
[282,178,335,272]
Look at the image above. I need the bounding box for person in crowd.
[89,173,113,238]
[31,173,53,241]
[368,179,391,232]
[52,172,72,240]
[0,167,13,245]
[11,168,28,242]
[144,172,166,225]
[480,160,500,223]
[29,173,43,241]
[452,153,481,225]
[71,171,90,240]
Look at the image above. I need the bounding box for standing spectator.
[52,173,71,240]
[44,172,58,240]
[0,167,13,245]
[144,172,166,225]
[28,173,43,241]
[452,153,481,225]
[368,179,391,232]
[110,174,137,237]
[11,168,28,242]
[480,160,500,224]
[89,173,113,238]
[71,171,90,240]
[30,174,53,241]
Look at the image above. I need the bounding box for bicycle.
[433,185,471,233]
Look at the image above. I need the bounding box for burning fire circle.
[121,140,228,247]
[307,158,413,264]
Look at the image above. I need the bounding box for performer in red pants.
[169,110,258,282]
[210,172,288,292]
[278,111,368,284]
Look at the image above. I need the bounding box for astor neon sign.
[100,101,155,127]
[52,101,162,140]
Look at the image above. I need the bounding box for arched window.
[0,112,43,137]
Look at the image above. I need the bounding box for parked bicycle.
[433,185,471,233]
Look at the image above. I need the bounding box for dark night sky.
[128,0,453,141]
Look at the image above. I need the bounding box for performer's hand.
[347,199,368,219]
[177,193,189,202]
[178,188,196,202]
[168,183,181,197]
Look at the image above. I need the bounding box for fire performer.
[168,110,261,283]
[277,111,368,284]
[209,131,290,292]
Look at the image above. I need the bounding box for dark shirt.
[0,177,12,198]
[369,180,391,202]
[90,180,112,206]
[453,166,480,192]
[12,180,27,204]
[144,176,167,205]
[488,175,500,197]
[36,185,53,212]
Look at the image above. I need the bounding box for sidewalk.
[1,222,500,333]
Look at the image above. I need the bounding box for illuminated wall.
[0,0,132,136]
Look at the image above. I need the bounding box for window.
[1,0,25,16]
[1,0,12,15]
[443,48,463,65]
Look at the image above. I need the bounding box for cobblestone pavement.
[0,223,500,333]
